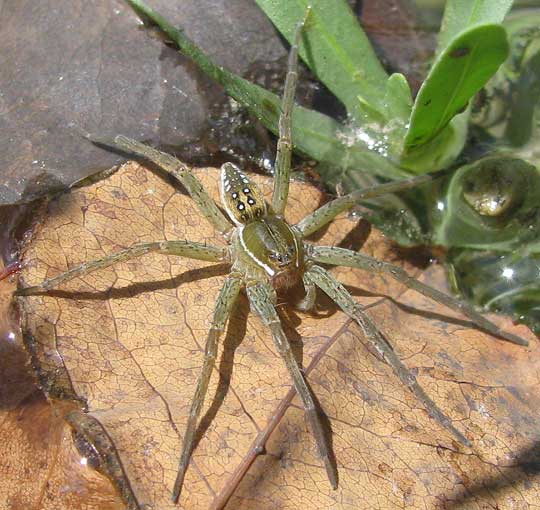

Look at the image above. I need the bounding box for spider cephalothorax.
[222,163,305,290]
[17,14,529,506]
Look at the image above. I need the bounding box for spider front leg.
[304,264,471,447]
[173,275,243,503]
[296,171,443,238]
[92,135,233,236]
[17,240,227,295]
[247,281,338,489]
[309,245,528,346]
[271,11,309,216]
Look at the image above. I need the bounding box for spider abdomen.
[235,216,304,288]
[220,162,267,224]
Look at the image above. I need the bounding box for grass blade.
[124,0,409,181]
[254,0,389,123]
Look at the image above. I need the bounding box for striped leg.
[295,277,317,312]
[272,10,310,216]
[173,275,243,503]
[296,171,442,238]
[304,264,471,447]
[309,245,528,346]
[17,240,227,295]
[92,135,233,235]
[247,281,338,488]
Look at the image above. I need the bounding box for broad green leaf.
[404,24,509,153]
[254,0,389,124]
[401,111,468,174]
[437,0,514,55]
[124,0,409,181]
[431,155,540,250]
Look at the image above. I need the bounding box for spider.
[17,15,528,505]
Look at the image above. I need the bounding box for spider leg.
[92,135,233,236]
[304,264,471,446]
[17,240,227,295]
[172,275,243,503]
[296,171,443,238]
[246,281,338,489]
[308,245,528,346]
[271,10,309,216]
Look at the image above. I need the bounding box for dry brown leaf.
[18,161,539,510]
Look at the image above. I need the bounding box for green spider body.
[234,217,304,289]
[223,163,304,290]
[17,10,529,505]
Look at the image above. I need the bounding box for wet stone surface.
[0,0,436,207]
[0,0,285,205]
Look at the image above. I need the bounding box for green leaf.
[431,155,540,251]
[253,0,389,124]
[124,0,409,181]
[404,24,509,153]
[437,0,514,55]
[504,21,540,146]
[401,111,469,174]
[383,73,413,124]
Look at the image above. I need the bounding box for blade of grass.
[124,0,409,181]
[254,0,389,124]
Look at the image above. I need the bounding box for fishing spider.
[18,16,528,505]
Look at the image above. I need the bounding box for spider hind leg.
[304,264,472,448]
[172,275,243,503]
[309,245,528,346]
[247,281,338,489]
